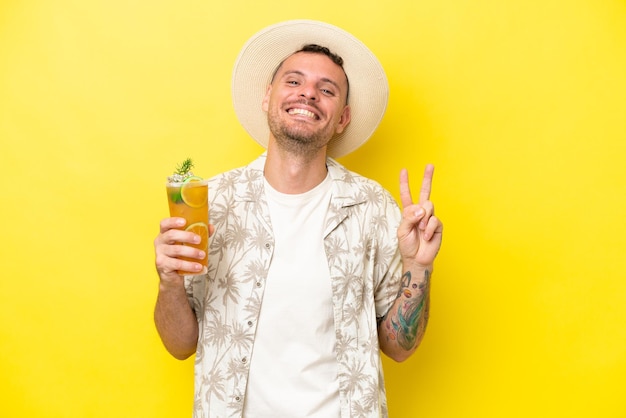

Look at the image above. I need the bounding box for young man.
[154,20,443,418]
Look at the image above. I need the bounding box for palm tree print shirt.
[185,153,403,418]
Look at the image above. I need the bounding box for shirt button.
[235,396,241,402]
[256,282,262,287]
[241,357,247,363]
[247,321,253,326]
[265,243,270,249]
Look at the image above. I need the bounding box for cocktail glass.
[166,178,209,275]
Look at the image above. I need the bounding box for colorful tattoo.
[385,270,431,350]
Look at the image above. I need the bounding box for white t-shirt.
[243,173,340,418]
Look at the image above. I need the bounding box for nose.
[298,82,317,101]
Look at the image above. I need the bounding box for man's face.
[262,52,351,155]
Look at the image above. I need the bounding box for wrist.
[158,274,186,292]
[403,261,433,278]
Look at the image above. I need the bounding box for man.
[154,20,443,418]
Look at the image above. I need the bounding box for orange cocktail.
[166,178,209,275]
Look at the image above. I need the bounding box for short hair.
[270,44,350,102]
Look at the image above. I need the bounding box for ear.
[261,85,272,112]
[335,105,352,134]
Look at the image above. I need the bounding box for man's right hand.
[154,217,207,284]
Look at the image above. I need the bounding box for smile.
[288,108,318,120]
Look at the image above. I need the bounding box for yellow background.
[1,0,625,417]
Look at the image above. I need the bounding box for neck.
[264,142,329,194]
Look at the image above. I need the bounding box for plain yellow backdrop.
[1,0,625,417]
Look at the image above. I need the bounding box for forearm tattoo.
[380,269,431,350]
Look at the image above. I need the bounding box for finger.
[419,164,435,204]
[156,228,198,247]
[397,204,425,239]
[399,168,414,208]
[422,215,442,241]
[159,217,186,233]
[417,201,434,229]
[156,253,203,276]
[155,238,206,274]
[162,243,205,260]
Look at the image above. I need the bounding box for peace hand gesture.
[397,164,443,268]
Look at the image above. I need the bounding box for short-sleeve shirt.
[185,153,403,418]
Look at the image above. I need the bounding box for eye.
[320,88,335,96]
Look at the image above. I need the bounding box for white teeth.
[288,108,316,119]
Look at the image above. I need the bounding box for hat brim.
[231,20,389,158]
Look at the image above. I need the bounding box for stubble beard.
[267,108,332,158]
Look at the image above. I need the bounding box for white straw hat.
[231,19,389,158]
